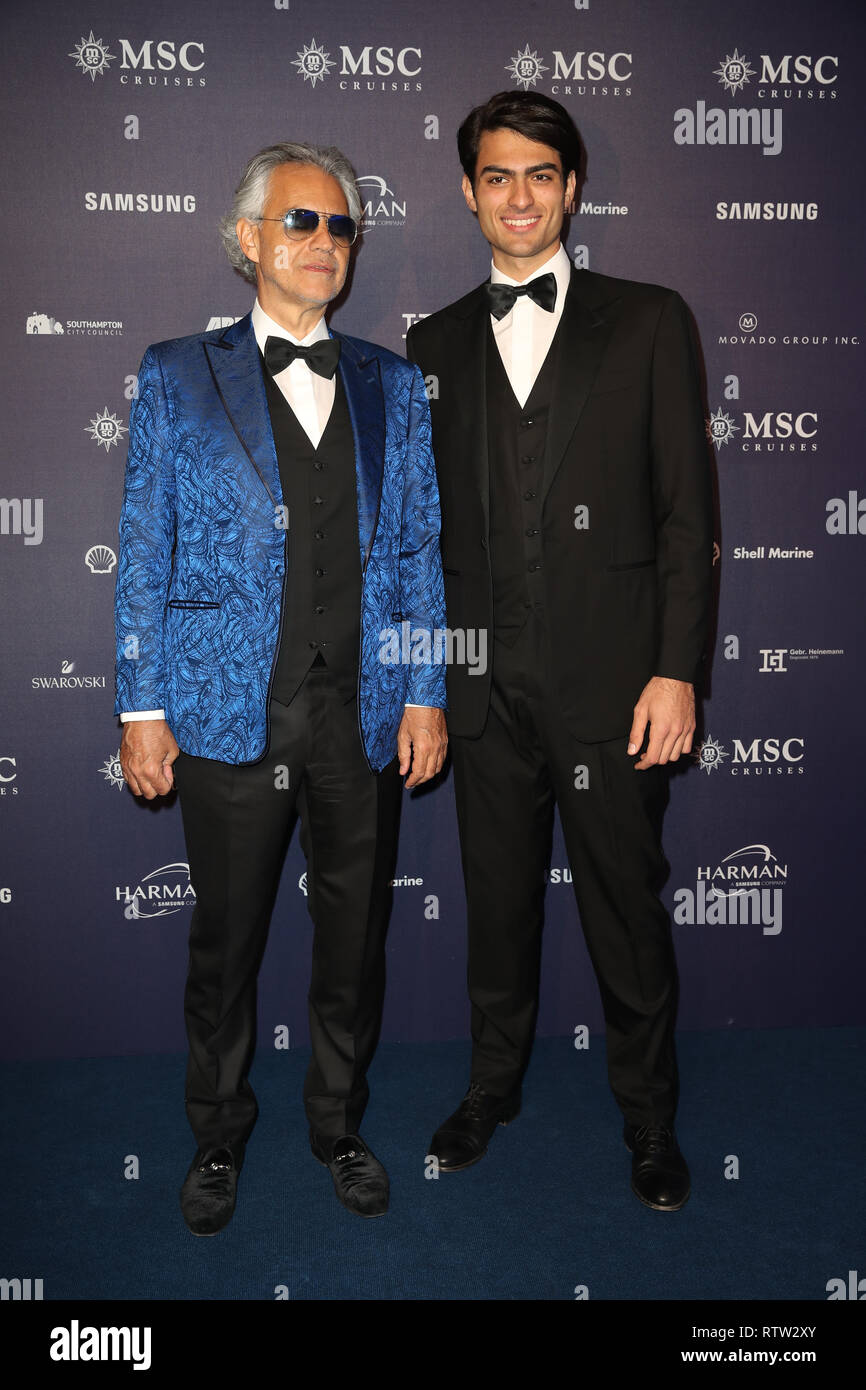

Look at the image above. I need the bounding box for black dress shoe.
[180,1145,242,1235]
[624,1123,690,1211]
[311,1134,389,1218]
[429,1081,521,1172]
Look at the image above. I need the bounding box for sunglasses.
[259,208,358,247]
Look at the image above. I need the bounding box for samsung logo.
[716,201,817,220]
[84,192,196,213]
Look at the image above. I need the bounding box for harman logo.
[694,736,805,777]
[116,863,196,920]
[506,45,632,95]
[299,872,308,896]
[357,176,406,229]
[707,408,818,452]
[673,843,786,935]
[71,34,205,86]
[86,408,128,452]
[99,750,125,790]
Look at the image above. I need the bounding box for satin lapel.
[543,274,622,499]
[203,314,280,508]
[448,290,491,538]
[334,333,385,568]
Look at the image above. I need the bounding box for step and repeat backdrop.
[1,0,863,1060]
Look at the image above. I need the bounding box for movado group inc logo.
[85,408,128,452]
[505,43,632,96]
[291,38,422,92]
[717,311,859,350]
[69,32,205,87]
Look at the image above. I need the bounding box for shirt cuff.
[120,709,166,722]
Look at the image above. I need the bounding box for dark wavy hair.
[458,91,586,190]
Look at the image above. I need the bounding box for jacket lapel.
[446,286,491,537]
[543,270,622,498]
[202,314,280,508]
[332,332,385,568]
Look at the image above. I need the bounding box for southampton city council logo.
[99,750,125,790]
[292,40,334,87]
[86,408,128,452]
[69,32,116,81]
[706,408,740,446]
[714,49,755,95]
[694,736,731,775]
[506,45,549,90]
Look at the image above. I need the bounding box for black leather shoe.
[624,1123,690,1211]
[180,1145,242,1235]
[311,1134,389,1218]
[429,1082,521,1172]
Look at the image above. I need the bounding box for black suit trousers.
[451,612,680,1126]
[173,664,401,1153]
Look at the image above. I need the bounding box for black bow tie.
[485,272,557,321]
[264,335,341,380]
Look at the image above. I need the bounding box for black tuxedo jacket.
[405,265,714,743]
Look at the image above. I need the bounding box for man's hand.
[397,706,447,789]
[120,719,180,799]
[627,677,696,771]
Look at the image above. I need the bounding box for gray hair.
[219,142,362,283]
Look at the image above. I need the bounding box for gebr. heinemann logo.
[86,408,128,452]
[714,50,756,96]
[292,39,334,87]
[69,32,116,81]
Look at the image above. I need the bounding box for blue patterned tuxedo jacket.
[114,313,446,770]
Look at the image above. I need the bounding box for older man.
[115,142,446,1230]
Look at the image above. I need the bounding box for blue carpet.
[3,1028,864,1301]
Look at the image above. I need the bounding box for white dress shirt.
[489,242,572,408]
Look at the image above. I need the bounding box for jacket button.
[315,568,325,577]
[480,537,487,550]
[313,496,324,506]
[315,530,325,540]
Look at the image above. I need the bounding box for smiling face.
[462,127,576,281]
[236,162,352,333]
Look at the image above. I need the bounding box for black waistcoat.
[486,320,560,643]
[261,361,361,705]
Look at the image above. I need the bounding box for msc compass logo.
[292,39,335,87]
[506,46,549,90]
[357,176,406,230]
[86,408,128,452]
[99,750,125,791]
[298,872,308,896]
[714,50,756,95]
[694,735,730,775]
[706,408,740,447]
[69,32,116,82]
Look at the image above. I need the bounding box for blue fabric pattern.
[114,314,445,770]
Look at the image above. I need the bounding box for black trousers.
[451,613,679,1127]
[173,664,401,1153]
